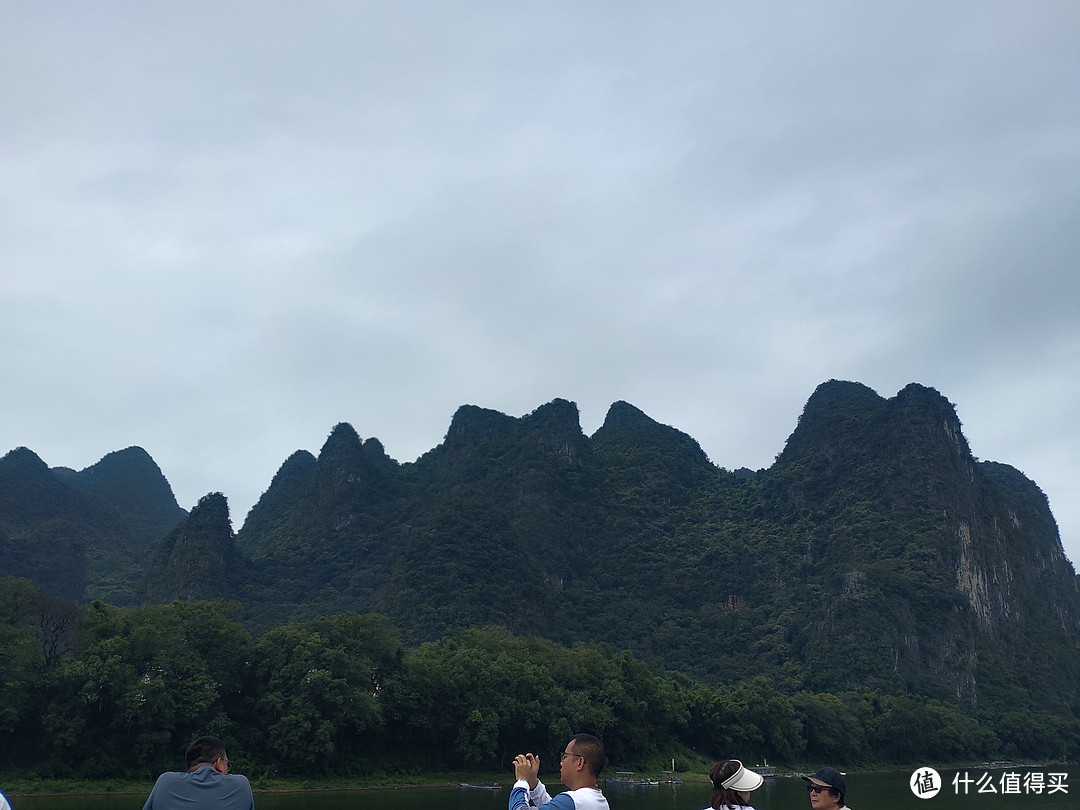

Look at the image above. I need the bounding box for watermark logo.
[908,767,1069,799]
[910,767,941,799]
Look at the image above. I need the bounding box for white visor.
[721,761,764,793]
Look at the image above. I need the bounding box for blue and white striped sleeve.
[509,779,572,810]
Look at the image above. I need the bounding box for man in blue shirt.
[143,735,255,810]
[509,734,609,810]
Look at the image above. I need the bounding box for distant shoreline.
[14,763,1060,798]
[4,778,472,798]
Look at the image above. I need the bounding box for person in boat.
[509,733,609,810]
[803,767,847,810]
[142,735,255,810]
[705,759,764,810]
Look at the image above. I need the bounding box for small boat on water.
[755,759,777,778]
[661,760,683,785]
[606,771,657,786]
[459,782,501,790]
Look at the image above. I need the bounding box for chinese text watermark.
[910,767,1068,798]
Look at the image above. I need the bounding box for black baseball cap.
[803,767,846,801]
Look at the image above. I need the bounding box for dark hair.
[186,736,227,770]
[709,760,753,808]
[568,733,606,778]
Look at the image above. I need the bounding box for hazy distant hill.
[0,446,187,605]
[4,381,1079,720]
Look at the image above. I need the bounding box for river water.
[11,768,1073,810]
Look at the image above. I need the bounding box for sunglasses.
[807,784,834,794]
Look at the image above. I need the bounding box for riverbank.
[10,759,1053,798]
[1,773,481,798]
[2,769,713,798]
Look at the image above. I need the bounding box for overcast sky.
[3,2,1078,567]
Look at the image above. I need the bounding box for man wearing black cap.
[803,767,847,810]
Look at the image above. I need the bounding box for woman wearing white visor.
[705,759,765,810]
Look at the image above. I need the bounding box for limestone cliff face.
[956,520,1000,628]
[977,461,1080,635]
[770,380,1079,704]
[945,456,1080,645]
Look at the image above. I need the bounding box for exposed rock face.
[755,380,1078,704]
[956,521,998,628]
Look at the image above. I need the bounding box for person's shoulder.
[567,786,609,808]
[226,773,254,794]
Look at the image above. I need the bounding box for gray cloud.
[3,2,1078,563]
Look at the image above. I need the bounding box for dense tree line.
[2,579,1076,781]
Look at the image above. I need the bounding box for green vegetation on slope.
[2,586,1073,782]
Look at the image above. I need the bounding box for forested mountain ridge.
[172,380,1080,717]
[3,381,1078,722]
[0,445,186,605]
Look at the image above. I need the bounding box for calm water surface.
[12,769,1073,810]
